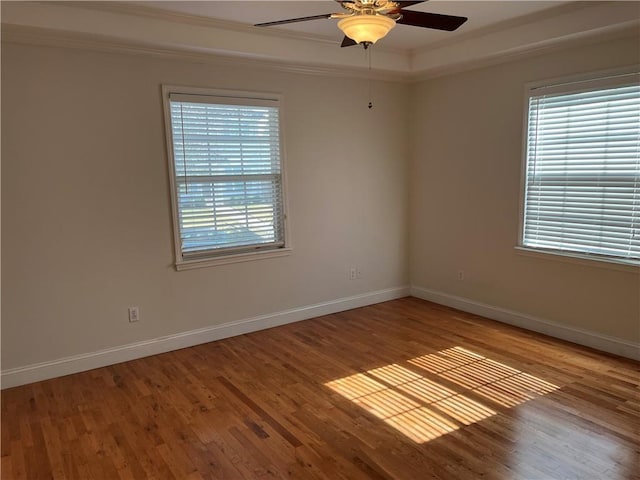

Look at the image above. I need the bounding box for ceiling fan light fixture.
[337,14,396,45]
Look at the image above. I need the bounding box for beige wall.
[3,32,639,375]
[409,34,640,343]
[1,43,409,369]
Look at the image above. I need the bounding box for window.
[521,71,640,265]
[163,87,289,269]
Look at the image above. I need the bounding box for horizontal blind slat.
[523,79,640,261]
[170,96,285,255]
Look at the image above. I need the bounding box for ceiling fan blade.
[397,10,467,31]
[341,36,358,48]
[396,1,427,7]
[255,14,333,27]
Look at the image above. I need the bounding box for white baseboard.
[411,286,640,361]
[1,286,410,389]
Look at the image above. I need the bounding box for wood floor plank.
[2,297,639,479]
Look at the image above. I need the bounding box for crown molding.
[1,24,412,83]
[58,1,343,48]
[55,0,404,58]
[2,1,638,82]
[411,2,604,57]
[3,20,637,85]
[410,1,640,80]
[0,1,412,77]
[410,23,640,83]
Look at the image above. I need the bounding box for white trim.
[162,85,291,270]
[525,65,640,94]
[409,2,640,79]
[0,25,411,83]
[0,286,410,389]
[410,2,592,58]
[0,0,412,77]
[514,246,640,273]
[2,0,639,82]
[517,65,640,269]
[176,247,293,271]
[410,286,640,361]
[55,0,404,56]
[408,25,640,83]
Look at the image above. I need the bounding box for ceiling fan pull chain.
[368,46,373,109]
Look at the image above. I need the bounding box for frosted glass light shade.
[338,15,396,45]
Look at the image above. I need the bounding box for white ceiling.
[135,1,567,51]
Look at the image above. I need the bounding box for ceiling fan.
[255,0,468,49]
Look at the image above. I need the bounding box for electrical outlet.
[356,268,362,279]
[457,270,464,281]
[128,307,140,323]
[350,267,357,280]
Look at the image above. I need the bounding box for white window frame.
[162,85,291,271]
[517,67,640,271]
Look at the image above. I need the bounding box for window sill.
[514,246,639,273]
[176,247,292,271]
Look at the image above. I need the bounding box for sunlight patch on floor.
[326,347,558,443]
[409,347,558,408]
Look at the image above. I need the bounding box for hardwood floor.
[2,297,639,479]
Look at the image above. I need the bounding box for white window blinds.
[167,92,285,260]
[523,75,640,263]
